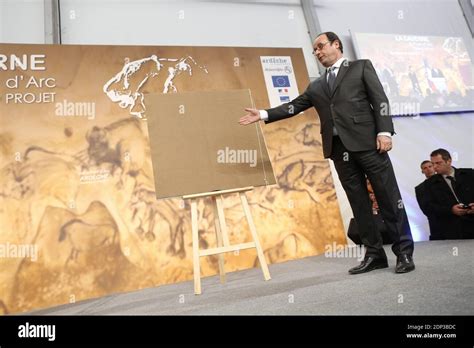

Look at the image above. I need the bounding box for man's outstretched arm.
[239,88,313,125]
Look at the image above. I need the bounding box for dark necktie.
[327,66,336,94]
[446,176,460,203]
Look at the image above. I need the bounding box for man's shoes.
[348,256,388,275]
[395,254,415,273]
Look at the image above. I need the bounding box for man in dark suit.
[426,149,474,239]
[240,31,414,274]
[415,160,441,240]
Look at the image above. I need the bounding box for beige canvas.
[146,89,276,199]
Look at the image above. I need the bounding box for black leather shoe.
[395,254,415,273]
[348,256,388,275]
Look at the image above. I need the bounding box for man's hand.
[452,204,468,216]
[239,108,260,125]
[467,203,474,215]
[376,135,392,153]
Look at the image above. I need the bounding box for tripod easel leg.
[184,186,271,294]
[215,195,230,247]
[191,199,202,294]
[212,196,226,284]
[239,192,271,281]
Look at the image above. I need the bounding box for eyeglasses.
[312,41,331,54]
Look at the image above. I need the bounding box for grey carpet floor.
[29,240,474,315]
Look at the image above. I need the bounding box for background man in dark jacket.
[426,149,474,239]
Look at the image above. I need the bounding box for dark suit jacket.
[425,168,474,239]
[265,59,394,158]
[415,180,442,240]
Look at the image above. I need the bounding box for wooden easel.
[182,186,271,295]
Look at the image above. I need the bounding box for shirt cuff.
[377,132,392,137]
[259,110,269,121]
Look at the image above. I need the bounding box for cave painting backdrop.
[0,44,345,314]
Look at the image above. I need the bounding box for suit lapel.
[311,74,330,101]
[433,174,455,199]
[330,60,350,97]
[453,167,460,182]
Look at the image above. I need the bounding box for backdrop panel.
[0,44,345,314]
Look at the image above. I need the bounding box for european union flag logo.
[272,75,290,88]
[280,96,290,102]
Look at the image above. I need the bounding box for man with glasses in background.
[240,31,414,274]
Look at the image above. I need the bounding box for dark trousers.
[330,136,414,258]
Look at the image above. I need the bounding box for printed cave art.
[0,44,345,313]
